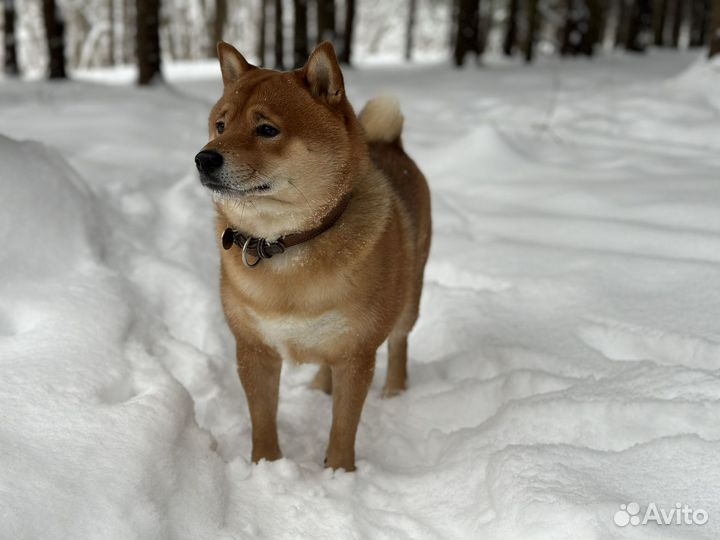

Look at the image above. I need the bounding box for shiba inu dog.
[195,41,431,471]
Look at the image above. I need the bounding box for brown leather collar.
[221,193,351,268]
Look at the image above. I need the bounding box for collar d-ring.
[241,236,261,268]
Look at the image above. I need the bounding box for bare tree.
[566,0,606,55]
[586,0,607,50]
[258,0,268,66]
[3,0,19,76]
[136,0,161,84]
[274,0,284,68]
[317,0,336,43]
[525,0,539,62]
[689,0,709,46]
[652,0,668,45]
[560,0,578,55]
[503,0,520,56]
[453,0,481,66]
[122,0,135,64]
[710,0,720,56]
[405,0,418,60]
[214,0,228,51]
[624,0,651,52]
[273,0,285,70]
[339,0,355,64]
[595,0,611,46]
[615,0,630,46]
[669,0,683,47]
[108,0,115,65]
[42,0,67,79]
[293,0,308,67]
[477,0,491,54]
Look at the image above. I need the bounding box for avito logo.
[614,502,708,527]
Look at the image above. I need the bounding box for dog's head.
[196,41,366,239]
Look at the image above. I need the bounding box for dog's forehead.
[220,70,305,113]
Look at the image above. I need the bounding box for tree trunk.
[274,0,284,69]
[42,0,67,79]
[594,0,610,45]
[587,0,606,51]
[136,0,161,85]
[710,0,720,56]
[258,0,268,66]
[3,0,19,76]
[560,0,576,55]
[317,0,336,43]
[615,0,630,46]
[571,0,604,55]
[214,0,228,50]
[108,0,115,65]
[560,0,599,56]
[525,0,539,62]
[669,0,683,47]
[122,0,134,63]
[293,0,308,67]
[624,0,651,52]
[339,0,355,64]
[453,0,480,66]
[653,0,668,45]
[689,0,709,46]
[405,0,418,60]
[503,0,520,56]
[477,0,492,55]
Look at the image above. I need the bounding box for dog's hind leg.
[383,332,408,398]
[383,268,424,398]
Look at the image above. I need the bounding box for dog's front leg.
[325,353,375,471]
[236,339,282,463]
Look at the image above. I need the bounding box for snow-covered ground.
[1,51,720,539]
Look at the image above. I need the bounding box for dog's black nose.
[195,150,223,174]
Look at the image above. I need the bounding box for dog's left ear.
[303,42,345,105]
[217,41,255,86]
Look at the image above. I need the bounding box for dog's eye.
[215,121,225,134]
[256,124,279,138]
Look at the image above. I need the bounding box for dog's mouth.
[203,181,272,197]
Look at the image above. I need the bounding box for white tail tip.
[359,96,404,143]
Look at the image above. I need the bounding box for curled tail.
[359,96,404,144]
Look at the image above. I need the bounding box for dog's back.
[361,97,431,272]
[359,97,432,396]
[360,98,431,256]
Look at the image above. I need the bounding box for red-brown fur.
[198,41,431,471]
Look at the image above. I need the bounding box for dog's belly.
[249,308,350,363]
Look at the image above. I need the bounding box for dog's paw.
[251,445,282,463]
[324,454,356,472]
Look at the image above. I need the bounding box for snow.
[1,50,720,539]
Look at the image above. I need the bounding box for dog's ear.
[217,41,255,86]
[302,42,345,105]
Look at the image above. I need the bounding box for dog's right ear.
[217,41,255,86]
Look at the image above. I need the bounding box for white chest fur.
[249,309,349,363]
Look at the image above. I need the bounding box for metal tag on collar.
[241,236,262,268]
